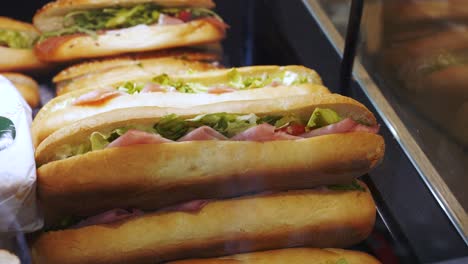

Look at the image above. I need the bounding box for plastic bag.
[0,75,42,233]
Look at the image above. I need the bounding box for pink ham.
[207,86,237,94]
[141,83,166,93]
[177,126,227,141]
[351,123,380,134]
[158,14,184,25]
[73,88,123,106]
[159,199,211,213]
[106,130,173,148]
[232,123,301,141]
[300,118,379,138]
[72,208,143,229]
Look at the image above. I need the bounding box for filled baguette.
[0,17,48,72]
[31,183,376,264]
[32,65,325,147]
[33,0,227,62]
[35,94,384,222]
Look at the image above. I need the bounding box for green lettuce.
[187,113,259,137]
[0,29,35,49]
[307,108,342,128]
[155,114,190,140]
[328,180,366,192]
[116,82,145,94]
[39,5,221,40]
[274,114,304,129]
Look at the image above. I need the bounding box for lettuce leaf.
[39,5,222,40]
[116,81,145,94]
[328,180,366,192]
[155,114,189,140]
[274,114,304,129]
[187,113,259,137]
[307,108,342,128]
[0,29,35,49]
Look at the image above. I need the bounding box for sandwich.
[32,65,326,147]
[0,17,48,72]
[1,72,40,108]
[53,45,223,95]
[33,0,228,62]
[31,182,376,264]
[34,94,384,223]
[167,248,381,264]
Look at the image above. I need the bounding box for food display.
[0,0,387,263]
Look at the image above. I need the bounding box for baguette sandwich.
[33,0,227,62]
[168,248,381,264]
[31,182,376,264]
[0,17,48,72]
[35,94,384,223]
[32,65,326,147]
[53,46,223,95]
[1,72,40,108]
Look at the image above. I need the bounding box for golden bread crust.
[34,19,225,62]
[32,186,376,264]
[34,0,215,32]
[1,72,40,107]
[0,17,39,33]
[34,93,374,161]
[52,47,221,83]
[37,132,384,219]
[54,55,221,95]
[168,248,381,264]
[0,47,49,72]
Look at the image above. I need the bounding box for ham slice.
[106,130,173,148]
[207,86,237,94]
[178,126,227,141]
[159,200,211,213]
[72,208,143,229]
[72,200,210,228]
[141,83,166,93]
[158,14,184,25]
[73,88,123,106]
[300,118,379,138]
[232,123,301,141]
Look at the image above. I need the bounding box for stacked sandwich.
[25,1,385,263]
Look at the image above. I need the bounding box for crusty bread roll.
[53,45,222,94]
[32,65,325,147]
[0,17,48,72]
[1,72,40,108]
[31,185,376,264]
[168,248,381,264]
[33,0,225,62]
[35,94,384,220]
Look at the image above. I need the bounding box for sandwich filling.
[49,181,366,231]
[72,69,316,105]
[0,29,36,49]
[54,108,379,160]
[39,4,226,41]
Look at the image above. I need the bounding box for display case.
[1,0,467,263]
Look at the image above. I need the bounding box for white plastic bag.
[0,75,42,233]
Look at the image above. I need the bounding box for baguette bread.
[33,0,225,62]
[35,94,384,220]
[0,17,48,72]
[1,72,40,108]
[53,45,222,95]
[168,248,381,264]
[31,185,376,264]
[32,65,325,147]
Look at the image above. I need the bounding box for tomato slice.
[177,11,192,22]
[279,124,306,136]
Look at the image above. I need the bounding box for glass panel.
[317,0,467,234]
